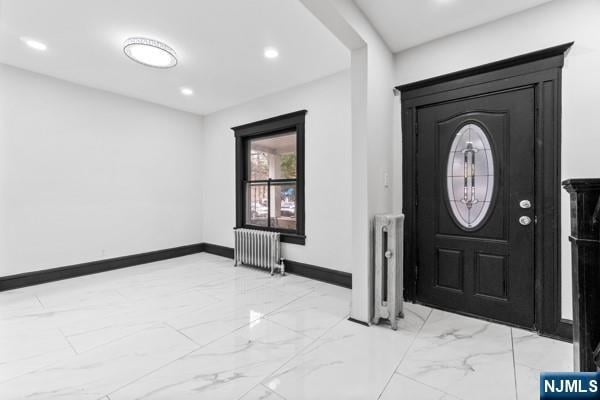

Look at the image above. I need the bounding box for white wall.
[0,64,204,276]
[336,0,395,323]
[300,0,395,322]
[393,0,600,319]
[201,70,352,273]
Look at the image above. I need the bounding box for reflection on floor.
[0,253,572,399]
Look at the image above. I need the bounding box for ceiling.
[0,0,349,115]
[354,0,555,53]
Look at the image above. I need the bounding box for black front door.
[416,87,535,327]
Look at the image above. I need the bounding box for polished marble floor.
[0,253,573,399]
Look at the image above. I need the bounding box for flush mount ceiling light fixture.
[123,37,177,68]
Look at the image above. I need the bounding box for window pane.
[446,123,495,230]
[270,183,297,231]
[248,131,296,180]
[246,183,268,226]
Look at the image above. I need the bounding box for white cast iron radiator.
[372,214,404,330]
[233,229,283,275]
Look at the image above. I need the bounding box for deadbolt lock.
[519,200,532,209]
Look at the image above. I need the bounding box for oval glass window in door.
[446,123,495,229]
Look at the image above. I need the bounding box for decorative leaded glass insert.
[446,123,495,229]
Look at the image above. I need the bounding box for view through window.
[246,131,297,231]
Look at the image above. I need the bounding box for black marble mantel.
[563,178,600,372]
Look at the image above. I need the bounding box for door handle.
[519,216,532,226]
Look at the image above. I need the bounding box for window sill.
[280,233,306,245]
[235,227,306,245]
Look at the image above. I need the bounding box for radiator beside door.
[373,214,404,329]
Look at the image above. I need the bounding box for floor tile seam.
[162,321,204,347]
[393,371,465,400]
[237,382,289,400]
[168,286,298,332]
[376,307,434,400]
[174,314,262,350]
[104,345,201,399]
[62,316,155,340]
[0,327,86,385]
[260,288,318,319]
[41,322,173,362]
[514,360,547,373]
[262,312,349,341]
[250,315,349,397]
[511,328,520,400]
[106,312,311,399]
[34,295,45,309]
[0,347,76,385]
[57,327,79,355]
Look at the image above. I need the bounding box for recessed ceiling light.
[21,37,47,51]
[180,87,194,96]
[264,47,279,59]
[123,37,177,68]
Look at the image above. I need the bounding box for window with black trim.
[232,110,306,245]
